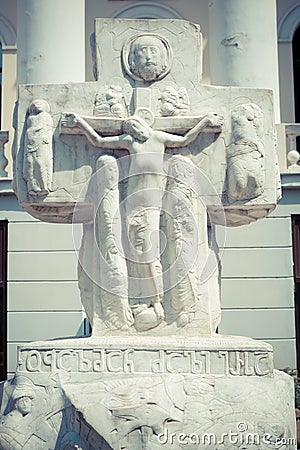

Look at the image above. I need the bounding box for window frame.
[0,220,7,381]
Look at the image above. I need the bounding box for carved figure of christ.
[61,112,223,324]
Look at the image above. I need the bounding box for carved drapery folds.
[23,99,54,196]
[227,103,265,203]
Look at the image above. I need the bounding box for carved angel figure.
[159,86,190,116]
[93,85,126,118]
[23,99,53,196]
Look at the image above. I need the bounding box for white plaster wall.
[217,198,297,369]
[0,195,84,378]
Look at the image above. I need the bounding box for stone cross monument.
[0,19,295,450]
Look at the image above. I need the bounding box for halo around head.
[122,33,173,82]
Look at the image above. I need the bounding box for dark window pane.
[0,222,7,381]
[292,217,300,376]
[293,27,300,122]
[0,287,4,377]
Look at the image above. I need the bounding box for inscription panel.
[17,348,273,376]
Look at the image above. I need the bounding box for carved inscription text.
[18,348,273,376]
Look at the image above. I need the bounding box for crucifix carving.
[14,19,279,337]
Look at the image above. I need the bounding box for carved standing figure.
[23,99,53,196]
[227,103,264,202]
[164,155,202,328]
[61,112,223,332]
[78,155,134,333]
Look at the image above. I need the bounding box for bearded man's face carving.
[129,36,167,82]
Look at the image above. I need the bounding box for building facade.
[0,0,299,379]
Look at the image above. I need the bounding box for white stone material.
[287,150,300,170]
[0,336,296,450]
[17,0,85,85]
[208,0,281,123]
[4,17,296,449]
[12,18,281,337]
[23,99,53,195]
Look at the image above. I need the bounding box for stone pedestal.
[0,336,296,449]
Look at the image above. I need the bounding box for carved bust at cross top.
[14,19,279,337]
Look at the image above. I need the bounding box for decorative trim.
[112,1,183,19]
[0,15,16,48]
[278,4,300,42]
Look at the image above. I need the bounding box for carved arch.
[112,1,183,19]
[0,15,16,47]
[278,4,300,42]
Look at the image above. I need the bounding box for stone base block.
[0,335,296,449]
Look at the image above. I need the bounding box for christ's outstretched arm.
[161,112,224,148]
[61,112,131,150]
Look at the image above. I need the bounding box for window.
[0,42,2,126]
[293,26,300,128]
[0,221,7,381]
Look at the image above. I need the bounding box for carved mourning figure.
[23,99,53,196]
[164,155,203,328]
[61,112,223,331]
[227,103,264,202]
[126,35,170,82]
[78,154,134,333]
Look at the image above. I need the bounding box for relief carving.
[78,155,134,334]
[9,17,295,450]
[165,155,200,328]
[0,375,65,450]
[227,103,264,203]
[23,99,53,196]
[93,85,127,118]
[159,86,190,116]
[122,34,172,82]
[99,376,184,449]
[61,111,223,333]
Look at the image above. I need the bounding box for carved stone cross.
[14,19,279,336]
[5,18,295,450]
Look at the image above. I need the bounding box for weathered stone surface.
[0,336,296,449]
[13,20,279,336]
[14,20,278,225]
[7,17,295,449]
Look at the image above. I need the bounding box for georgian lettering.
[19,348,273,376]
